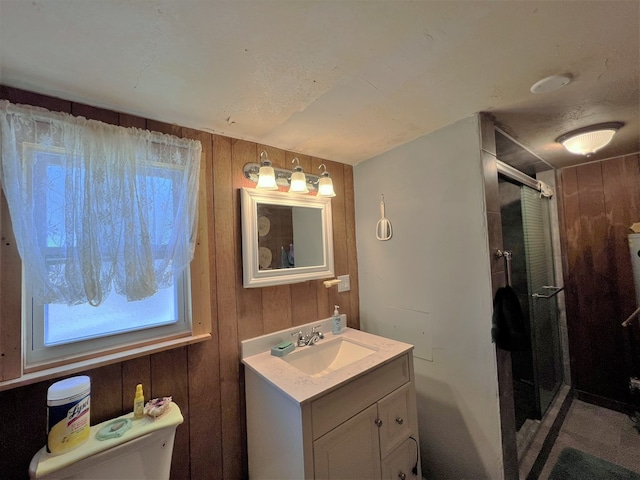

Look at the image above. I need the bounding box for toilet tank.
[29,402,183,480]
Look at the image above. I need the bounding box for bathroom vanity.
[241,319,421,479]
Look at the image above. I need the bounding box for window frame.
[0,125,212,390]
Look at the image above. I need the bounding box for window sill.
[0,332,211,393]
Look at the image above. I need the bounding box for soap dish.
[271,341,295,357]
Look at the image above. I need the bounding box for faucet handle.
[311,325,324,339]
[291,330,306,346]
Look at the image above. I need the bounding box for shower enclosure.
[498,174,564,431]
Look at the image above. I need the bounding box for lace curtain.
[0,100,201,306]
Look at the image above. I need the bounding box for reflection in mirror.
[241,188,334,288]
[256,204,323,270]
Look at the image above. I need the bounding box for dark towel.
[491,285,530,351]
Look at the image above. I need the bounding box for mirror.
[241,187,334,288]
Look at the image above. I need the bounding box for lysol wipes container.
[47,376,90,455]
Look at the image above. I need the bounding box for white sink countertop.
[241,318,414,404]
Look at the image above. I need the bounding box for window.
[22,145,193,368]
[0,99,210,381]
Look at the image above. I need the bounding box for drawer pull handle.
[398,473,406,480]
[395,417,404,425]
[374,418,383,427]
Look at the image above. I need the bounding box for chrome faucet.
[308,325,324,345]
[292,325,324,347]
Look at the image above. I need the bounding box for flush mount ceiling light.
[530,74,572,94]
[556,122,624,156]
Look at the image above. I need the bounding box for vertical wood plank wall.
[0,86,359,479]
[558,153,640,409]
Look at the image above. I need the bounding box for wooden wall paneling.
[0,85,71,113]
[150,346,190,479]
[85,362,124,424]
[118,112,146,129]
[260,145,293,333]
[232,139,263,341]
[602,154,640,315]
[577,162,626,400]
[121,356,151,412]
[4,381,49,480]
[184,127,215,337]
[602,154,640,387]
[572,163,607,395]
[291,281,321,327]
[560,167,585,391]
[187,340,223,479]
[0,190,21,381]
[212,134,244,480]
[343,164,360,329]
[184,128,223,479]
[71,103,119,125]
[146,119,182,138]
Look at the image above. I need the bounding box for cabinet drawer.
[378,383,414,457]
[312,354,410,439]
[381,437,420,480]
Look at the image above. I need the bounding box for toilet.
[29,402,183,479]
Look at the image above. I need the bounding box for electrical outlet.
[337,274,350,292]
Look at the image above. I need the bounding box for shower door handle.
[532,285,564,299]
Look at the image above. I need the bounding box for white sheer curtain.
[0,100,201,306]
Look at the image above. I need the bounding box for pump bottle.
[332,305,342,334]
[133,384,145,420]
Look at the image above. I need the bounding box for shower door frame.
[497,162,564,426]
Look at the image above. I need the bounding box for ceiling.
[1,1,638,169]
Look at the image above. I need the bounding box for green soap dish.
[96,418,132,441]
[271,341,295,357]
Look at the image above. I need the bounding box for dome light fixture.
[556,122,623,156]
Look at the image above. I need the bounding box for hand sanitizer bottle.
[332,305,342,334]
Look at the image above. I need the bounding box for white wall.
[354,115,503,479]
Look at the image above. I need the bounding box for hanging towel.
[491,285,530,351]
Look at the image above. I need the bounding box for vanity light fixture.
[556,122,623,157]
[317,164,336,197]
[289,158,309,193]
[242,158,337,196]
[256,151,278,190]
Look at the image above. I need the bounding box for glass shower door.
[499,177,564,429]
[521,186,563,416]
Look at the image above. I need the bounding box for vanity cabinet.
[244,351,421,480]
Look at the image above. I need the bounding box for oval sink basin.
[282,337,377,378]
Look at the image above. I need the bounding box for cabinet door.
[381,438,420,480]
[377,383,413,457]
[314,404,382,480]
